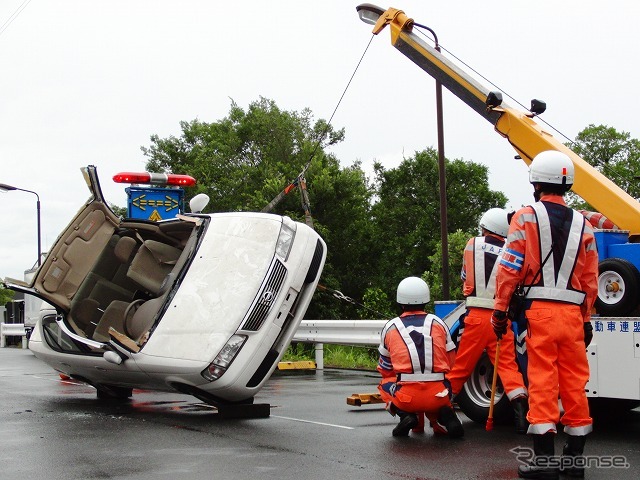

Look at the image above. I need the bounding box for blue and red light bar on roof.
[113,172,196,187]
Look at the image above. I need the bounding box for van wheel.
[595,258,640,316]
[454,351,512,424]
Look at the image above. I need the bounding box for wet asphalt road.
[1,347,638,480]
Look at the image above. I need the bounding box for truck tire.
[454,351,512,424]
[595,258,640,316]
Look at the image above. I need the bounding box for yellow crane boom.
[362,6,640,238]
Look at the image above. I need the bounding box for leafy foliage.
[567,124,640,209]
[423,229,473,307]
[142,97,345,213]
[282,343,378,370]
[0,287,15,306]
[142,97,369,319]
[358,287,394,319]
[323,345,378,370]
[109,203,127,219]
[367,148,507,304]
[141,100,507,319]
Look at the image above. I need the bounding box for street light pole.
[0,183,42,267]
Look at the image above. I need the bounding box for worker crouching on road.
[377,276,464,438]
[492,151,598,479]
[448,208,529,433]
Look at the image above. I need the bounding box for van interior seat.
[92,300,130,342]
[68,235,142,336]
[127,240,182,296]
[95,289,168,346]
[114,235,138,263]
[124,296,167,344]
[92,230,199,348]
[69,297,101,337]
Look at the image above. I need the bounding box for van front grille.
[240,260,287,331]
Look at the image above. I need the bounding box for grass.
[283,343,378,370]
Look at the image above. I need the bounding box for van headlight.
[201,334,247,381]
[275,216,296,261]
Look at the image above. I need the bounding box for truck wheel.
[454,351,512,424]
[595,258,640,316]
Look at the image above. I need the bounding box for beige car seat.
[127,240,182,295]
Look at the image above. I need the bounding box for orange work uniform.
[377,310,456,420]
[494,194,598,436]
[448,234,527,400]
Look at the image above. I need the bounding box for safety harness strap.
[397,372,445,382]
[526,203,586,305]
[524,286,585,305]
[472,237,501,300]
[464,296,495,309]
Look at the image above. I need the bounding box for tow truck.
[356,4,640,423]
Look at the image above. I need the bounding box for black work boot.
[392,412,418,437]
[560,435,586,478]
[437,406,464,438]
[518,432,559,479]
[512,396,530,434]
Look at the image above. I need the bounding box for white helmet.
[397,277,430,305]
[529,150,574,186]
[479,208,509,238]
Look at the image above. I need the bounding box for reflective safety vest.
[524,202,587,305]
[463,236,504,309]
[378,313,455,382]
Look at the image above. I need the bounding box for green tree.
[358,287,394,319]
[109,203,127,219]
[368,148,507,301]
[0,287,15,306]
[142,97,345,213]
[567,124,640,209]
[355,229,477,318]
[423,228,473,305]
[140,100,507,320]
[141,97,371,319]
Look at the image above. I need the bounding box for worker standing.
[492,151,598,479]
[377,277,464,438]
[448,208,529,433]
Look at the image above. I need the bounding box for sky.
[1,0,639,280]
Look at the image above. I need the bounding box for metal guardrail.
[292,319,384,369]
[294,303,466,347]
[293,319,386,346]
[0,323,28,349]
[292,303,467,369]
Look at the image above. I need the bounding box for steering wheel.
[123,299,146,337]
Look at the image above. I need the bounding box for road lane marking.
[271,415,354,430]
